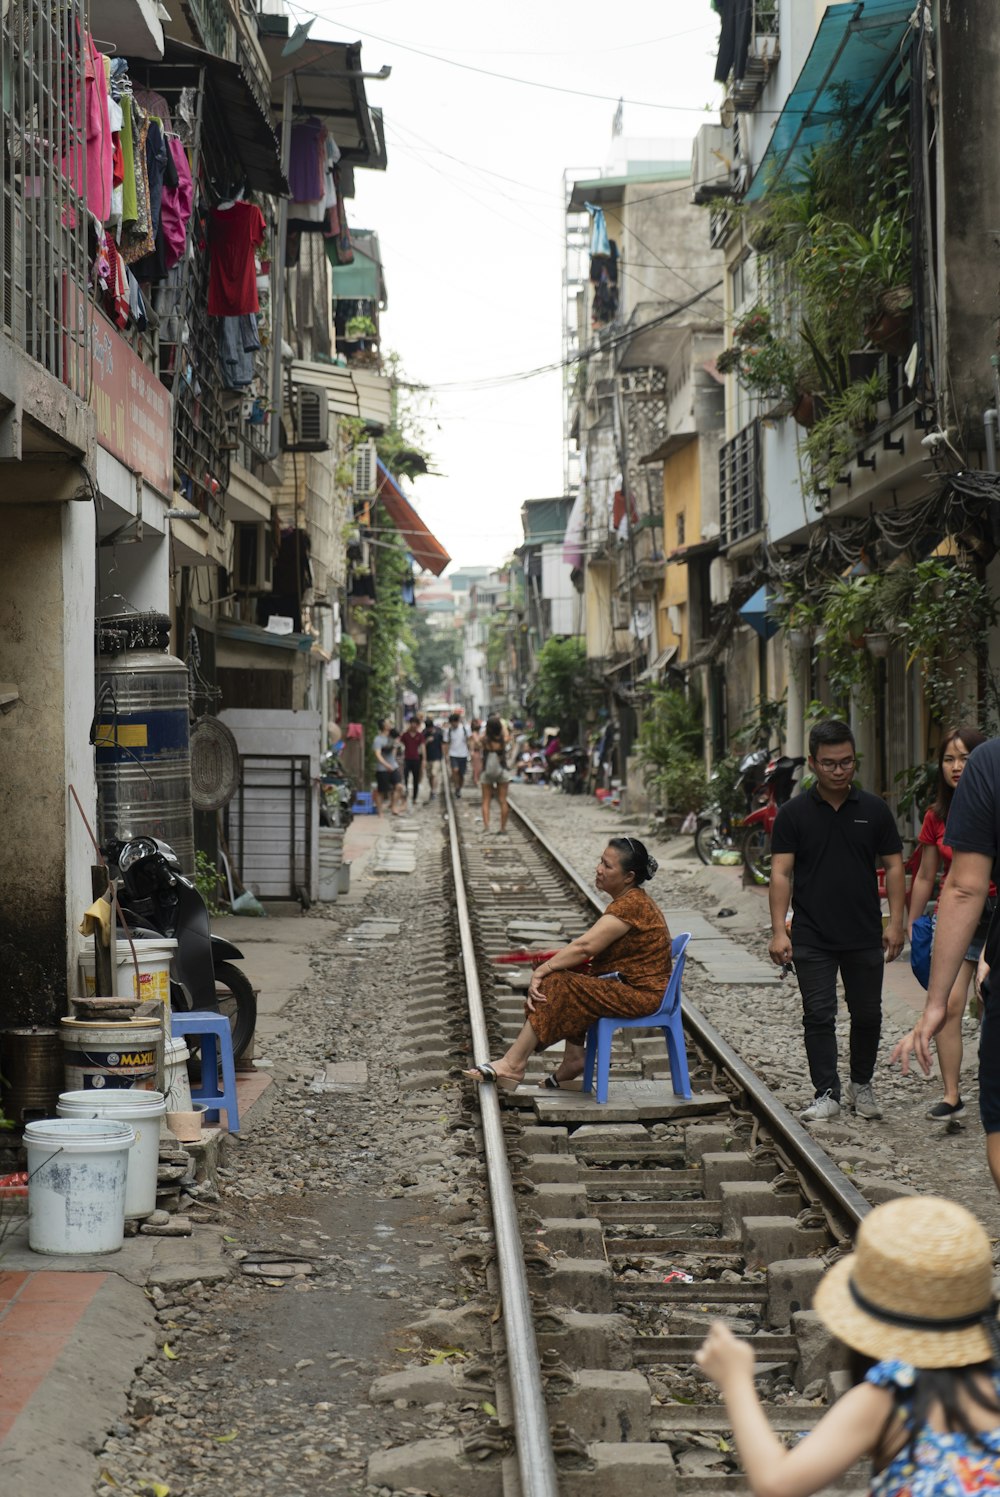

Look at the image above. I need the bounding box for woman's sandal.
[466,1061,520,1093]
[543,1074,562,1090]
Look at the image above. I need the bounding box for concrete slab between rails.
[545,1368,652,1442]
[533,1085,729,1125]
[502,1442,675,1495]
[535,1309,635,1369]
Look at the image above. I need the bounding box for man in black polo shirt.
[901,736,1000,1189]
[768,719,905,1122]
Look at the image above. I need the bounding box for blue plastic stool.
[583,933,692,1103]
[353,791,375,814]
[171,1011,241,1132]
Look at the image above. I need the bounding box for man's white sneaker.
[845,1080,882,1119]
[800,1091,840,1122]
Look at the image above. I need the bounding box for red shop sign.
[87,309,173,498]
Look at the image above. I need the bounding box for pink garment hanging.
[160,136,194,269]
[84,34,113,221]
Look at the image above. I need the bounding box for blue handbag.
[909,912,935,990]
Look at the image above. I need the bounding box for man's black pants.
[792,945,885,1100]
[404,760,422,799]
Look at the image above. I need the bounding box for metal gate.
[227,754,311,900]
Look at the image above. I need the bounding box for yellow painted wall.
[657,440,701,661]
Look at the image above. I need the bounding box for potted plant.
[772,585,821,649]
[345,314,378,341]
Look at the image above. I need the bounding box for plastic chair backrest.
[596,931,690,1017]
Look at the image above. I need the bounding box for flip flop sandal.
[468,1061,519,1093]
[543,1074,562,1090]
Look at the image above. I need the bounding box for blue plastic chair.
[352,791,376,815]
[582,933,692,1103]
[171,1010,240,1132]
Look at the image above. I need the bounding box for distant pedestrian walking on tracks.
[424,716,444,800]
[399,719,426,807]
[372,718,395,817]
[465,838,670,1091]
[446,712,470,797]
[480,716,511,834]
[906,727,991,1122]
[697,1194,1000,1496]
[894,735,1000,1193]
[469,719,483,787]
[768,719,905,1122]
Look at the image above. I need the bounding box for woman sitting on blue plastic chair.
[465,838,672,1093]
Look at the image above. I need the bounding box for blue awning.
[747,1,916,201]
[739,586,779,640]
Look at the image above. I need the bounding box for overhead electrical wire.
[398,281,724,394]
[289,1,859,119]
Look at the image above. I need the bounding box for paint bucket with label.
[78,938,177,1007]
[57,1090,166,1219]
[25,1118,135,1254]
[59,1018,162,1092]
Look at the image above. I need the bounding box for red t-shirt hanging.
[208,201,265,316]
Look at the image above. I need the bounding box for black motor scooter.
[105,836,257,1059]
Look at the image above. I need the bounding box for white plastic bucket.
[57,1090,166,1219]
[25,1118,135,1254]
[79,938,177,1006]
[59,1018,162,1092]
[164,1036,193,1113]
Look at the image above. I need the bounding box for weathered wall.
[937,0,1000,433]
[0,500,96,1025]
[659,440,701,661]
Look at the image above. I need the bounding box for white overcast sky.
[298,0,723,570]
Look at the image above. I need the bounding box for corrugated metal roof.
[748,1,916,201]
[351,368,393,427]
[290,359,360,419]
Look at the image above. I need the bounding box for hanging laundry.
[158,138,194,271]
[325,166,353,263]
[584,201,611,258]
[612,486,640,537]
[208,199,266,317]
[84,34,113,221]
[218,313,260,391]
[287,117,326,204]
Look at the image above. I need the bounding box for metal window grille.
[2,0,87,393]
[719,421,762,548]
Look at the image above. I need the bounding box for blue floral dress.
[867,1360,1000,1495]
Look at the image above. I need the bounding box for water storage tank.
[95,614,194,873]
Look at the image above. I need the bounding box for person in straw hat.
[696,1196,1000,1495]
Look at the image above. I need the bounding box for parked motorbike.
[105,835,257,1059]
[550,746,589,795]
[694,747,772,865]
[740,752,807,884]
[320,748,356,829]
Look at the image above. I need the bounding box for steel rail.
[444,781,560,1497]
[509,796,870,1230]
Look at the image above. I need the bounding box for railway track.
[435,784,875,1496]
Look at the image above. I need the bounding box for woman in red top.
[908,726,989,1120]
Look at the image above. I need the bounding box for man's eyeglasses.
[816,757,856,773]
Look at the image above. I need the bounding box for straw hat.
[813,1196,1000,1369]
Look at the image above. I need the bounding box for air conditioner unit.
[234,522,273,592]
[692,124,735,205]
[288,383,329,451]
[353,439,377,496]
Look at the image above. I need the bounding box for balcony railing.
[719,422,762,548]
[2,0,87,395]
